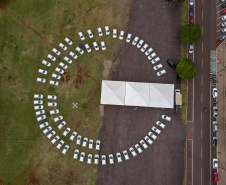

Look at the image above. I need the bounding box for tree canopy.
[181,24,201,42]
[176,58,197,79]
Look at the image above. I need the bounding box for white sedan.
[47,95,57,100]
[116,152,122,163]
[94,154,99,165]
[151,57,160,64]
[59,62,68,70]
[34,94,43,99]
[152,126,161,134]
[140,139,148,149]
[109,154,114,164]
[89,139,93,149]
[141,43,148,52]
[76,135,82,145]
[35,110,45,116]
[38,69,48,75]
[54,115,63,122]
[62,127,71,136]
[145,47,153,56]
[37,115,46,122]
[212,88,218,98]
[132,36,139,45]
[39,122,48,129]
[157,69,166,76]
[135,144,143,153]
[105,26,110,35]
[79,152,85,162]
[100,41,106,50]
[51,136,60,144]
[73,149,79,159]
[162,114,171,121]
[62,145,69,155]
[153,64,163,70]
[78,32,85,40]
[37,78,46,83]
[113,29,117,38]
[87,29,94,38]
[69,51,78,59]
[93,42,99,51]
[96,140,101,150]
[47,54,56,61]
[123,150,130,160]
[213,158,218,169]
[129,147,137,157]
[147,52,157,60]
[52,73,61,80]
[47,131,56,139]
[34,100,43,104]
[87,154,92,164]
[64,37,73,45]
[49,80,59,86]
[148,131,157,140]
[43,126,52,134]
[57,140,64,149]
[42,60,51,67]
[119,31,124,40]
[75,47,84,54]
[58,121,66,130]
[47,102,57,108]
[156,121,166,129]
[49,109,59,115]
[52,48,61,55]
[144,136,153,145]
[136,39,144,48]
[55,67,64,74]
[34,105,44,110]
[70,131,77,141]
[101,155,106,165]
[84,44,91,53]
[64,56,73,64]
[97,27,103,36]
[82,137,88,147]
[126,33,132,43]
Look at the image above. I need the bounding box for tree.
[176,58,196,79]
[181,24,201,42]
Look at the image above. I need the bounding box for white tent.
[125,82,150,107]
[100,80,126,105]
[148,83,174,108]
[100,80,174,109]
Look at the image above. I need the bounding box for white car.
[152,126,161,134]
[89,139,93,149]
[54,115,63,122]
[48,95,57,100]
[213,121,218,132]
[222,21,226,27]
[135,144,143,153]
[116,152,122,163]
[189,0,194,6]
[151,57,160,64]
[55,67,64,74]
[123,150,130,160]
[148,131,157,140]
[62,145,69,155]
[34,105,44,110]
[69,51,78,59]
[87,29,94,38]
[136,39,144,48]
[100,41,106,50]
[37,115,46,122]
[147,52,157,60]
[43,126,52,134]
[84,44,91,53]
[96,140,101,150]
[140,140,148,149]
[144,136,153,145]
[73,149,79,159]
[59,62,68,69]
[49,80,59,86]
[145,47,153,56]
[212,88,218,98]
[51,135,60,144]
[52,73,61,80]
[132,36,139,45]
[162,115,171,121]
[141,44,148,52]
[94,154,99,165]
[70,131,77,141]
[58,121,66,130]
[105,26,110,35]
[153,64,163,70]
[38,69,48,75]
[64,37,73,45]
[222,15,226,21]
[59,43,67,50]
[82,137,88,147]
[42,60,51,67]
[76,135,82,145]
[47,131,56,139]
[37,78,46,83]
[79,152,85,162]
[49,109,59,115]
[64,56,73,64]
[47,54,56,61]
[129,147,137,157]
[93,42,99,51]
[57,140,64,149]
[113,29,117,38]
[119,31,124,40]
[87,154,92,164]
[34,100,43,105]
[189,44,193,54]
[97,27,103,36]
[213,158,218,169]
[156,121,166,129]
[75,46,84,54]
[78,32,85,40]
[101,155,106,165]
[52,48,61,55]
[35,110,45,116]
[157,69,166,76]
[39,122,48,129]
[34,94,43,99]
[109,154,114,164]
[63,127,71,136]
[126,33,132,43]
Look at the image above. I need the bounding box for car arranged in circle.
[93,42,99,51]
[152,126,161,134]
[157,69,166,76]
[64,37,73,45]
[126,33,132,43]
[75,47,84,54]
[156,121,166,129]
[78,32,85,40]
[62,145,70,155]
[87,29,94,38]
[73,149,79,159]
[57,140,64,149]
[69,51,78,59]
[59,43,67,50]
[123,150,130,160]
[153,64,163,70]
[52,48,61,55]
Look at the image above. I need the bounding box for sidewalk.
[216,41,226,184]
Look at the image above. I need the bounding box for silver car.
[222,28,226,33]
[213,106,218,118]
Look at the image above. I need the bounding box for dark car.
[167,59,177,68]
[219,34,226,41]
[177,74,181,84]
[212,137,217,147]
[189,8,194,17]
[222,2,226,8]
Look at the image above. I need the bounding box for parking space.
[216,0,226,42]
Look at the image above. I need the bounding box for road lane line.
[201,93,203,103]
[202,59,203,68]
[201,147,202,159]
[202,42,203,52]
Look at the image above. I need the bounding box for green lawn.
[0,0,132,184]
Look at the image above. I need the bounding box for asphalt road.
[96,1,186,185]
[187,0,217,184]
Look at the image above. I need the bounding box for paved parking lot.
[216,0,226,43]
[96,1,186,185]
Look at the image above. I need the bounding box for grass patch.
[182,146,187,185]
[180,1,188,27]
[0,0,132,184]
[180,82,187,124]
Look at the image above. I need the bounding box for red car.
[221,9,226,15]
[189,18,194,24]
[213,172,218,181]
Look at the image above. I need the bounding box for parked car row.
[218,1,226,41]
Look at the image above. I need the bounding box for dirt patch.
[102,60,113,80]
[99,105,104,116]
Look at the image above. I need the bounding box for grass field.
[0,0,132,184]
